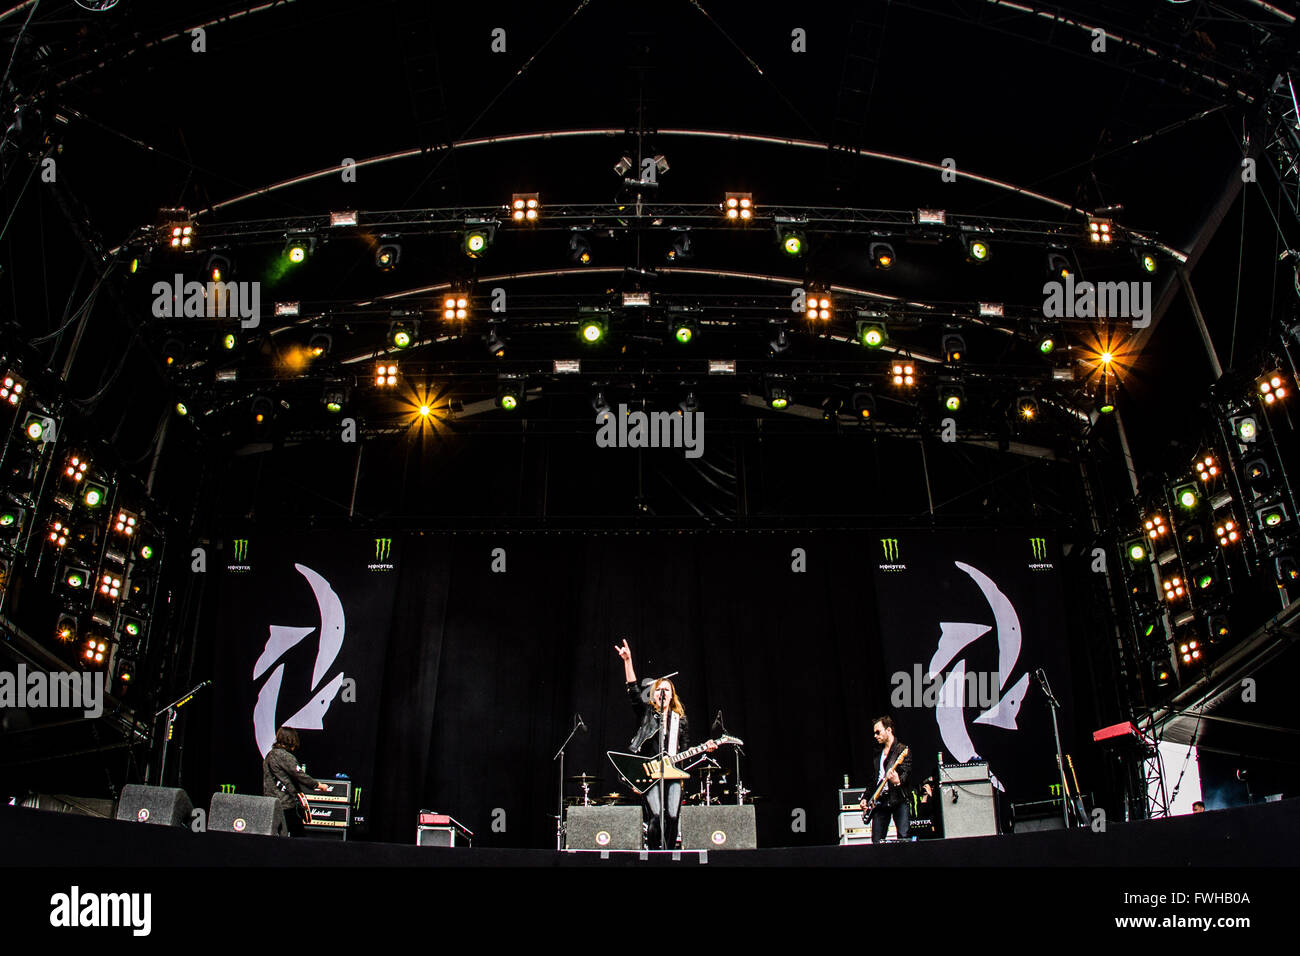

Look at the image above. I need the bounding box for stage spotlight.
[375,363,399,387]
[1151,662,1171,688]
[217,330,239,352]
[723,192,753,221]
[1190,561,1217,593]
[1207,614,1230,643]
[1243,458,1273,492]
[62,564,91,592]
[1034,323,1061,355]
[1215,519,1239,547]
[81,481,107,510]
[1179,639,1200,665]
[1256,500,1290,534]
[99,572,123,600]
[805,288,832,321]
[1195,454,1220,482]
[484,323,507,358]
[672,318,698,345]
[1087,217,1114,244]
[1143,513,1168,540]
[869,242,895,270]
[578,314,608,345]
[769,324,790,355]
[890,362,916,388]
[308,332,332,358]
[283,236,314,264]
[765,382,790,410]
[322,387,346,414]
[1046,252,1073,279]
[463,221,496,258]
[1,372,25,406]
[1161,575,1186,601]
[113,510,138,537]
[375,243,401,271]
[389,321,417,349]
[678,391,699,415]
[852,391,876,420]
[939,384,965,413]
[1257,370,1289,404]
[511,192,540,223]
[1231,414,1257,443]
[667,231,693,262]
[1136,248,1157,274]
[776,225,806,257]
[1173,482,1199,510]
[497,382,522,411]
[167,223,195,250]
[1123,537,1148,563]
[1276,554,1299,583]
[442,293,470,321]
[1015,394,1039,420]
[22,412,55,443]
[592,391,612,423]
[137,541,157,562]
[613,156,633,177]
[161,339,185,367]
[250,396,274,427]
[0,507,24,539]
[175,402,189,417]
[942,334,965,363]
[963,235,990,263]
[569,231,594,265]
[55,614,76,644]
[205,252,231,283]
[857,321,887,349]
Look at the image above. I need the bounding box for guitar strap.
[667,712,680,756]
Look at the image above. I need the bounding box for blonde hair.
[651,679,686,717]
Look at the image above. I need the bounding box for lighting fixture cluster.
[376,363,398,387]
[443,295,469,321]
[1144,514,1168,539]
[1179,640,1200,665]
[114,511,137,536]
[66,456,88,482]
[511,193,540,222]
[891,363,915,388]
[100,573,122,599]
[805,289,832,321]
[47,521,68,548]
[723,192,753,221]
[1087,218,1113,244]
[84,637,108,664]
[1195,455,1219,481]
[1161,576,1185,600]
[1258,371,1289,404]
[1,374,24,406]
[1215,520,1239,547]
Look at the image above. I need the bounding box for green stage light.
[965,238,990,262]
[579,316,607,344]
[1039,336,1055,355]
[1174,483,1198,509]
[857,322,887,349]
[176,402,188,416]
[83,482,107,509]
[139,544,154,560]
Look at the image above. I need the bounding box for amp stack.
[302,778,353,839]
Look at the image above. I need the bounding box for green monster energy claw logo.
[1030,537,1047,561]
[375,538,392,561]
[232,539,249,562]
[881,538,900,562]
[220,783,236,794]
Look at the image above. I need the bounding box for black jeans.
[870,800,910,843]
[643,781,682,849]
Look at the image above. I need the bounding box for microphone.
[576,714,587,733]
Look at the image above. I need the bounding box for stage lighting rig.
[389,319,418,348]
[442,290,470,321]
[1214,517,1241,547]
[1034,323,1061,356]
[578,311,609,345]
[671,317,698,345]
[55,614,76,644]
[1196,454,1220,482]
[463,221,497,259]
[942,333,965,364]
[592,391,612,424]
[667,231,693,262]
[64,455,89,483]
[765,381,790,410]
[1144,513,1169,541]
[869,243,895,270]
[1123,537,1148,563]
[962,233,990,263]
[205,252,231,282]
[1231,414,1258,443]
[1087,217,1114,244]
[22,412,55,444]
[375,243,401,271]
[1046,252,1073,279]
[283,235,315,264]
[775,219,806,258]
[939,382,965,413]
[1015,394,1039,421]
[0,507,25,540]
[375,363,399,387]
[307,332,332,359]
[678,391,699,415]
[804,286,832,322]
[158,209,195,251]
[569,232,594,265]
[1161,575,1186,601]
[1178,638,1201,666]
[890,362,916,389]
[113,510,138,537]
[1173,482,1199,510]
[852,392,876,421]
[0,372,24,407]
[768,322,790,355]
[1257,370,1289,404]
[497,380,523,411]
[1135,247,1158,274]
[1256,501,1290,536]
[511,193,541,223]
[723,192,754,221]
[484,322,507,358]
[857,321,887,349]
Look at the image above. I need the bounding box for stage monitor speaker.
[114,785,193,827]
[565,806,642,850]
[208,793,286,836]
[680,805,757,850]
[939,763,997,839]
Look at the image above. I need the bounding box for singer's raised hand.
[616,639,636,682]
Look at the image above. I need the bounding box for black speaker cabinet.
[208,793,286,836]
[115,785,193,827]
[680,805,757,850]
[564,805,643,850]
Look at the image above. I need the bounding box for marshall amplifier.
[303,802,350,828]
[838,787,868,811]
[309,779,352,804]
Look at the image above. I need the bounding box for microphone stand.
[1035,669,1071,829]
[656,694,668,850]
[152,681,210,786]
[551,714,585,851]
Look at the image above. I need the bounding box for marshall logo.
[1029,537,1047,561]
[232,539,249,563]
[375,538,392,561]
[881,538,900,561]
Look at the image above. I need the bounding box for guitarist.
[262,726,329,837]
[860,716,912,844]
[616,639,715,849]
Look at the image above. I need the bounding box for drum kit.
[565,761,760,808]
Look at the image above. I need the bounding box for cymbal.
[568,774,602,782]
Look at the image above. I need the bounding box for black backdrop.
[209,530,1074,847]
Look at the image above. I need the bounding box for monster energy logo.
[353,786,362,808]
[1029,537,1047,561]
[232,539,249,562]
[880,538,900,562]
[220,783,236,794]
[375,538,392,561]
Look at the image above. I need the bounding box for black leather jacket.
[627,679,692,755]
[873,740,912,808]
[262,746,319,814]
